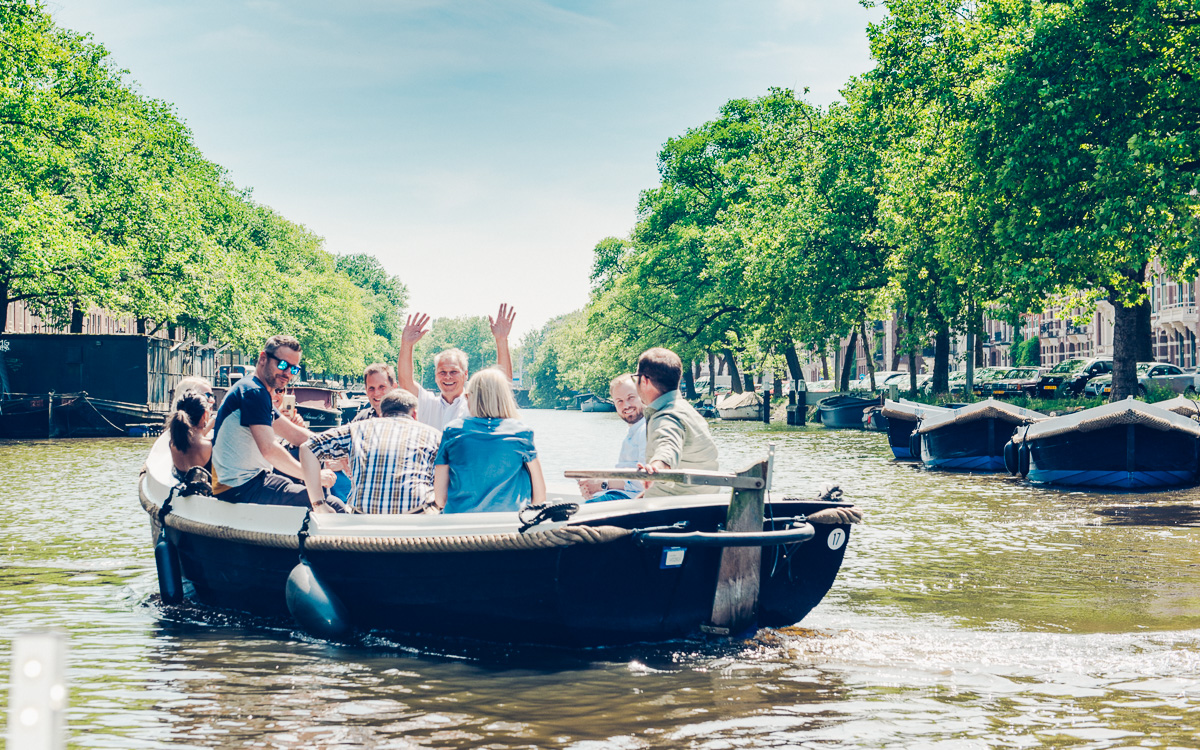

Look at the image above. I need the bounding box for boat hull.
[1025,423,1200,489]
[716,405,760,420]
[887,416,918,459]
[0,393,130,438]
[818,396,877,430]
[920,417,1017,472]
[580,399,616,413]
[159,499,851,647]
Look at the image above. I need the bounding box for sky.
[48,0,883,340]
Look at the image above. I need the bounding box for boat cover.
[716,391,762,410]
[1155,395,1200,418]
[880,399,953,422]
[1011,398,1200,443]
[916,398,1044,434]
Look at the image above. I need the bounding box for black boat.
[1006,398,1200,489]
[879,400,953,459]
[818,394,879,429]
[915,398,1044,471]
[139,437,858,647]
[0,391,148,438]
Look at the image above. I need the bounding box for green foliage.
[1011,336,1041,367]
[523,310,631,407]
[0,1,405,376]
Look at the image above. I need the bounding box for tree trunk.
[70,306,84,334]
[707,352,717,395]
[909,347,919,397]
[1111,296,1140,401]
[839,329,859,391]
[890,317,903,371]
[683,366,698,399]
[0,282,8,332]
[821,351,830,380]
[1135,266,1153,362]
[136,317,147,335]
[975,332,984,368]
[932,322,951,394]
[724,350,744,394]
[782,339,803,382]
[859,318,877,391]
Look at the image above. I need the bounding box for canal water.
[3,410,1200,748]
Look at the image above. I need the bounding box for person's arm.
[433,464,449,510]
[526,457,546,505]
[299,444,335,513]
[489,303,515,381]
[273,411,313,446]
[638,414,684,473]
[398,312,430,395]
[250,423,304,477]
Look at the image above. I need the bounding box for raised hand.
[488,303,515,340]
[402,313,431,345]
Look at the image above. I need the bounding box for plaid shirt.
[304,416,440,514]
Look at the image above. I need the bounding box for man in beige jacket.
[634,347,719,496]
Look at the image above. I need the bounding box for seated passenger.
[167,390,214,480]
[434,368,546,513]
[577,373,646,502]
[299,388,441,514]
[210,334,337,507]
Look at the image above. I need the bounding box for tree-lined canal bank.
[4,411,1200,747]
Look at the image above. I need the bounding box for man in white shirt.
[397,304,515,432]
[578,374,647,501]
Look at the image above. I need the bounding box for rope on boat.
[140,492,631,552]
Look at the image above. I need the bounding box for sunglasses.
[274,388,285,395]
[267,353,301,376]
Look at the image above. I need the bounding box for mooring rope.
[139,490,631,553]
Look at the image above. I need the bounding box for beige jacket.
[643,390,719,497]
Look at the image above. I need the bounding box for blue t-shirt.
[211,375,275,491]
[435,417,537,513]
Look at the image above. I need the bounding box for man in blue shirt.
[211,334,336,508]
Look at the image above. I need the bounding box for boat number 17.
[826,528,846,551]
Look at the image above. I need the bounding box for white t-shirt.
[616,416,647,492]
[416,384,470,433]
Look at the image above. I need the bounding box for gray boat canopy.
[1153,395,1200,419]
[916,398,1045,434]
[1010,397,1200,444]
[880,399,954,422]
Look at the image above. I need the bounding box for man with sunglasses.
[635,347,719,497]
[211,334,337,509]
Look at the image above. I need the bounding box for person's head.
[466,367,519,420]
[173,376,212,407]
[433,348,469,400]
[167,390,209,453]
[636,348,683,403]
[379,388,418,419]
[609,373,644,425]
[363,363,396,414]
[257,335,302,390]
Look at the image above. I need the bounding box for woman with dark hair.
[168,390,215,479]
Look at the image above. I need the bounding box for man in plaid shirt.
[300,389,441,514]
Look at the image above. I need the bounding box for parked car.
[879,371,931,393]
[987,367,1043,398]
[922,370,965,395]
[1093,361,1196,398]
[1035,357,1113,398]
[968,366,1016,397]
[216,364,252,387]
[847,370,906,393]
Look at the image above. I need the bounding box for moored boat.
[0,392,148,438]
[139,436,858,647]
[818,394,878,429]
[1007,398,1200,489]
[578,394,617,413]
[879,399,953,459]
[916,398,1044,471]
[289,384,343,431]
[715,391,762,420]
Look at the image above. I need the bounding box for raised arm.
[489,303,515,381]
[398,312,430,395]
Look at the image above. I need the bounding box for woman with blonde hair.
[434,367,546,513]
